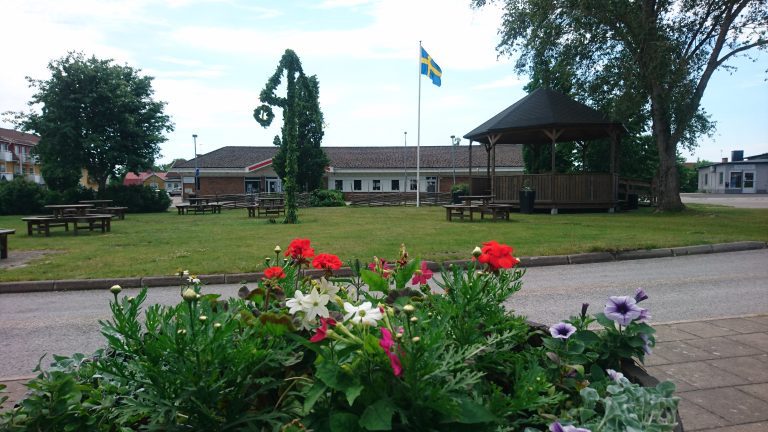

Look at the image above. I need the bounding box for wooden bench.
[176,204,190,215]
[65,214,112,235]
[21,216,70,236]
[479,204,514,221]
[248,201,285,218]
[0,229,15,259]
[443,204,478,221]
[101,206,128,220]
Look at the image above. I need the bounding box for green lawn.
[1,204,767,282]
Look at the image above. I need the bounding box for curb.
[0,241,765,295]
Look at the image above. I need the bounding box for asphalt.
[2,241,768,430]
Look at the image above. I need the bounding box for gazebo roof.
[463,88,624,145]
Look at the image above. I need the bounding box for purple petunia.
[604,296,644,326]
[550,421,592,432]
[549,322,577,339]
[640,333,653,355]
[634,287,649,303]
[636,308,651,323]
[606,369,625,382]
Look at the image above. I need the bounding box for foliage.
[99,184,171,213]
[679,159,711,193]
[473,0,768,211]
[255,49,329,222]
[2,241,678,431]
[450,183,469,194]
[310,189,346,207]
[0,178,47,215]
[14,51,174,191]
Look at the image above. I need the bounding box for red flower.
[312,253,343,271]
[368,257,393,278]
[478,240,520,271]
[263,266,286,280]
[309,317,337,343]
[379,327,403,376]
[411,261,434,285]
[285,238,315,263]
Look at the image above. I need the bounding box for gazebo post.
[543,129,563,213]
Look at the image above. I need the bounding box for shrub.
[310,189,346,207]
[44,185,96,206]
[450,183,469,194]
[0,178,47,215]
[100,184,171,213]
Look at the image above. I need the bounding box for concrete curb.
[0,241,765,294]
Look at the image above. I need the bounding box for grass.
[1,204,767,282]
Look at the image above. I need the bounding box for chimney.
[731,150,744,162]
[722,157,728,163]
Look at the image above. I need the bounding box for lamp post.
[403,131,407,193]
[192,134,198,195]
[450,135,460,185]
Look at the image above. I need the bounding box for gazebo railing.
[471,173,619,209]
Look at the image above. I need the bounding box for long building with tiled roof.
[171,144,523,196]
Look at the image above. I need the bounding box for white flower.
[286,290,307,315]
[301,288,330,321]
[183,270,189,276]
[343,301,383,326]
[316,277,340,298]
[187,276,200,284]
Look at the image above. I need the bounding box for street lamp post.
[450,135,460,185]
[403,131,407,193]
[192,134,198,195]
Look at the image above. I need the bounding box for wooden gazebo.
[463,88,626,213]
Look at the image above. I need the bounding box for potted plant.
[451,183,469,204]
[519,179,536,213]
[1,240,680,431]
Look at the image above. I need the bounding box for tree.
[254,49,327,223]
[472,0,767,211]
[17,52,173,192]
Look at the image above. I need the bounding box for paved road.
[681,193,768,208]
[1,249,767,378]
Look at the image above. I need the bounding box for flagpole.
[416,41,422,208]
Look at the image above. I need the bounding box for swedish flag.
[420,47,442,87]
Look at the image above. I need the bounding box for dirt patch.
[0,250,63,270]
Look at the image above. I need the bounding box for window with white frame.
[426,176,436,193]
[719,172,723,184]
[372,179,381,191]
[409,179,417,191]
[334,179,343,191]
[391,179,400,191]
[354,179,362,191]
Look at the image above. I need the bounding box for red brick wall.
[199,177,244,195]
[438,176,471,192]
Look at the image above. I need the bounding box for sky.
[1,0,766,165]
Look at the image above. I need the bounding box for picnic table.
[247,197,285,218]
[45,204,93,218]
[176,202,223,215]
[79,199,112,208]
[80,200,128,220]
[0,229,14,259]
[443,195,513,222]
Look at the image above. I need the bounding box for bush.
[0,178,47,215]
[310,189,346,207]
[100,184,171,213]
[450,183,469,194]
[44,185,96,206]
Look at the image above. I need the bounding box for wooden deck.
[471,173,620,212]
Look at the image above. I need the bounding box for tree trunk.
[650,85,684,212]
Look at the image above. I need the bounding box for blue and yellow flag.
[420,47,442,87]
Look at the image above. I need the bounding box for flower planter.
[519,190,536,213]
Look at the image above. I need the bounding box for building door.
[245,179,260,194]
[266,178,282,193]
[742,171,756,193]
[729,171,742,191]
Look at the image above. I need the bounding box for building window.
[334,179,343,191]
[704,174,708,185]
[0,164,5,172]
[426,176,437,193]
[354,179,362,191]
[391,179,400,191]
[719,172,723,185]
[372,179,381,191]
[409,179,418,191]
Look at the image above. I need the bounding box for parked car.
[168,189,182,196]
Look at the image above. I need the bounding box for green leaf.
[394,259,419,290]
[303,382,327,415]
[454,398,496,424]
[359,398,396,430]
[360,269,389,293]
[345,384,364,406]
[331,412,361,432]
[575,330,601,345]
[595,312,615,328]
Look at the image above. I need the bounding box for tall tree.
[473,0,767,211]
[255,49,321,223]
[17,52,173,192]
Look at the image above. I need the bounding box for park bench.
[21,216,70,236]
[248,198,285,218]
[478,204,514,221]
[0,228,15,259]
[443,204,478,222]
[89,206,128,220]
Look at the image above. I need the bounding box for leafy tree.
[254,49,327,223]
[17,52,173,192]
[472,0,767,211]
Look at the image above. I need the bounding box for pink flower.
[309,317,337,343]
[411,261,433,285]
[368,257,393,279]
[379,327,403,377]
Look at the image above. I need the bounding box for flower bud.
[265,257,271,262]
[183,270,189,276]
[403,304,416,314]
[410,316,418,323]
[127,296,135,302]
[472,246,482,258]
[411,336,420,343]
[395,332,403,339]
[109,284,122,294]
[199,315,207,322]
[213,322,222,329]
[274,245,282,254]
[182,288,198,302]
[177,329,187,335]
